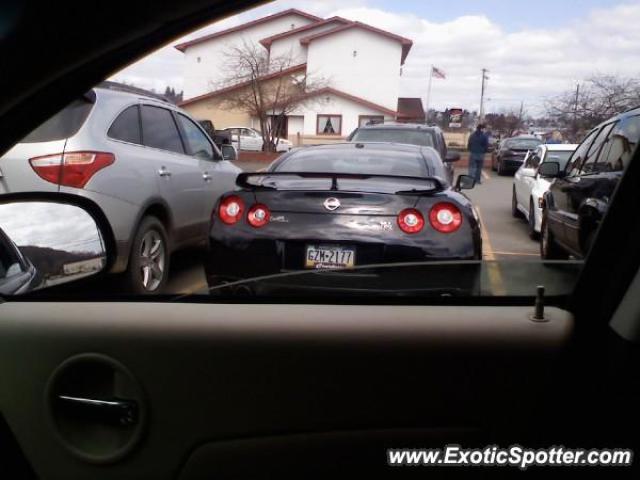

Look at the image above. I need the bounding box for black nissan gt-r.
[205,142,482,296]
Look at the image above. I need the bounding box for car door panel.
[140,106,205,247]
[0,302,573,479]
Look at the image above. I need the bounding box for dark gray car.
[346,123,460,184]
[0,87,241,293]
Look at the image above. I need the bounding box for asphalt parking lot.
[164,161,544,296]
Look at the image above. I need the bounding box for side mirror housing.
[538,161,560,178]
[455,174,475,191]
[444,151,461,163]
[221,144,238,161]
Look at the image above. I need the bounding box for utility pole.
[573,82,580,133]
[518,100,524,132]
[479,68,489,122]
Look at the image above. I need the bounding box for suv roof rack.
[96,81,171,103]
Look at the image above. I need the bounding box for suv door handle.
[202,172,212,182]
[158,167,172,177]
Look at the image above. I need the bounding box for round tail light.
[247,203,271,228]
[429,202,462,233]
[218,195,245,225]
[397,208,425,234]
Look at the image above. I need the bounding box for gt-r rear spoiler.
[236,172,445,194]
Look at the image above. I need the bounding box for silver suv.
[0,87,241,293]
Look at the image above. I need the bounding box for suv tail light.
[29,151,115,188]
[247,203,270,228]
[218,195,245,225]
[397,208,425,234]
[429,202,462,233]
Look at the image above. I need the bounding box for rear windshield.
[275,149,428,177]
[545,150,574,170]
[505,138,541,150]
[21,97,94,143]
[350,129,435,148]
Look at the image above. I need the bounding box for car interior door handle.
[158,167,172,177]
[56,394,139,426]
[202,172,212,182]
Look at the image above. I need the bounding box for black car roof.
[298,142,437,156]
[356,123,441,132]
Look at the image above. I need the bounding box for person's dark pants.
[468,152,485,184]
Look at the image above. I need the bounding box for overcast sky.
[110,0,640,116]
[0,203,103,253]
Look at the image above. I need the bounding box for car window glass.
[566,129,598,177]
[21,98,94,143]
[141,105,184,154]
[107,105,141,144]
[544,151,574,171]
[580,123,615,174]
[350,129,435,148]
[598,115,640,173]
[277,149,427,177]
[176,114,214,160]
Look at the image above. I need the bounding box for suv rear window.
[350,129,435,148]
[108,105,141,144]
[21,98,94,143]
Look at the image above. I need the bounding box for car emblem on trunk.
[323,197,341,211]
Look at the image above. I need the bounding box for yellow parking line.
[492,251,539,257]
[476,208,506,295]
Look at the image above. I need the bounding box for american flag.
[431,66,446,79]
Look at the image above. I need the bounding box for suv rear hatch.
[0,93,95,194]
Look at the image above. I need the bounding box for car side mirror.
[0,199,107,295]
[221,144,237,161]
[455,174,475,191]
[444,151,461,163]
[538,161,560,178]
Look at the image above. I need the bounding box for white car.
[223,127,292,153]
[512,143,578,239]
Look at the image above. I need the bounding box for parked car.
[512,143,578,238]
[223,126,292,152]
[540,107,640,259]
[491,135,542,175]
[0,86,242,293]
[205,142,481,294]
[346,123,460,184]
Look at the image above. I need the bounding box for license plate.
[305,245,355,269]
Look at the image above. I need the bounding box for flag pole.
[425,65,433,122]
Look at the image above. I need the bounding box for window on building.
[358,116,384,128]
[317,115,342,135]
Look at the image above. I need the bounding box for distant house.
[397,98,426,123]
[175,9,413,144]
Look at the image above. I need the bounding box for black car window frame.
[566,128,599,177]
[598,114,640,173]
[107,104,142,145]
[580,122,616,175]
[140,104,186,155]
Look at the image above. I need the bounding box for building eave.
[174,9,322,52]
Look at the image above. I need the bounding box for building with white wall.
[176,9,416,143]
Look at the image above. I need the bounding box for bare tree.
[214,42,328,152]
[484,108,525,137]
[546,75,640,138]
